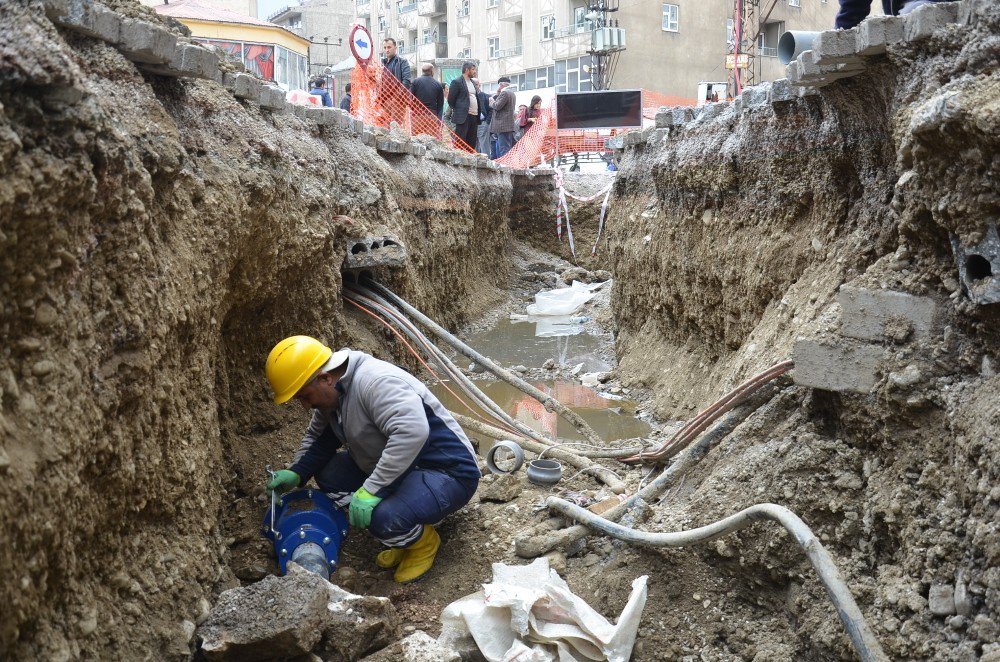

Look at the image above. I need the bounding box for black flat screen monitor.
[555,90,643,130]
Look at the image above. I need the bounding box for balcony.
[357,0,371,17]
[398,0,418,12]
[491,45,522,59]
[759,46,778,57]
[552,24,593,59]
[417,0,446,17]
[417,40,448,59]
[457,13,471,36]
[499,0,521,21]
[397,7,418,29]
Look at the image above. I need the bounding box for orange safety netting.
[349,64,696,167]
[350,62,476,152]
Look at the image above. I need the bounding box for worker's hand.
[266,469,300,495]
[348,487,383,529]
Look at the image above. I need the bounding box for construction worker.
[264,336,480,583]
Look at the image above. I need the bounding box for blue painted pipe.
[262,488,348,580]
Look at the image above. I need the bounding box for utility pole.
[584,0,624,91]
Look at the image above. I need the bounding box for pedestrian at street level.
[489,76,517,159]
[472,78,493,156]
[309,78,333,107]
[381,37,411,89]
[339,83,352,112]
[265,337,480,583]
[513,104,528,142]
[411,63,444,118]
[522,95,543,134]
[835,0,945,29]
[447,61,480,151]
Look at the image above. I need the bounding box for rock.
[467,362,485,374]
[198,569,399,661]
[32,360,56,377]
[954,572,972,617]
[580,372,603,388]
[198,572,330,660]
[571,363,585,376]
[542,359,555,370]
[233,563,268,582]
[888,364,922,388]
[592,270,612,282]
[331,566,358,592]
[511,365,528,374]
[543,550,567,575]
[360,630,461,661]
[478,474,522,503]
[929,584,956,616]
[34,302,58,326]
[0,447,9,472]
[560,266,591,284]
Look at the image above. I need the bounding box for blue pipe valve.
[262,488,348,580]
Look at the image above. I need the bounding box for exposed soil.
[1,0,997,660]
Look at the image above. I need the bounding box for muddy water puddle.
[462,318,611,373]
[432,380,652,448]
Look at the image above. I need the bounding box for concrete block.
[655,111,673,128]
[304,106,328,124]
[229,73,260,101]
[856,15,906,56]
[167,42,219,79]
[260,86,288,112]
[904,1,960,42]
[950,222,1000,305]
[786,58,803,84]
[670,106,695,126]
[742,83,771,108]
[361,630,461,662]
[290,103,310,118]
[362,130,376,147]
[344,236,407,270]
[54,2,122,42]
[792,338,884,393]
[352,118,364,133]
[317,108,339,126]
[768,78,796,105]
[696,101,727,122]
[118,19,177,65]
[813,28,862,65]
[838,286,938,342]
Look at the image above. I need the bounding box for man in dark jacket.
[473,78,493,156]
[381,37,411,89]
[836,0,943,29]
[489,76,517,159]
[339,82,352,112]
[446,61,479,150]
[411,63,444,118]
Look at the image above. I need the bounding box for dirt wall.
[600,3,998,659]
[0,1,512,657]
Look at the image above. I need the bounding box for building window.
[378,15,387,31]
[487,0,498,7]
[726,18,734,45]
[458,0,469,16]
[789,0,800,5]
[574,6,586,29]
[662,4,678,32]
[488,36,499,59]
[541,14,555,40]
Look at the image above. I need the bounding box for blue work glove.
[266,469,300,495]
[348,486,383,529]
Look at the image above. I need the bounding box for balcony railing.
[417,0,446,16]
[491,45,522,59]
[399,43,417,54]
[499,0,522,21]
[551,23,592,39]
[759,46,778,57]
[417,40,448,59]
[398,1,418,12]
[457,6,470,17]
[357,0,371,16]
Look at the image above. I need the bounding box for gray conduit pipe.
[344,288,537,442]
[448,412,644,459]
[546,498,888,662]
[514,386,779,559]
[345,286,554,447]
[364,278,608,447]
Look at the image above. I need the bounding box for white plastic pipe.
[778,30,820,65]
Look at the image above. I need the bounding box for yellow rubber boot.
[376,548,405,569]
[394,525,440,583]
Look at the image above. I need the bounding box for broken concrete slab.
[198,572,330,660]
[856,15,906,56]
[118,18,177,65]
[259,86,288,112]
[50,1,122,42]
[170,42,219,80]
[768,78,796,105]
[322,593,400,661]
[224,72,261,101]
[479,474,523,503]
[671,106,696,126]
[903,1,961,42]
[654,110,673,128]
[838,286,938,342]
[792,338,884,393]
[344,236,407,270]
[360,631,461,662]
[929,584,957,616]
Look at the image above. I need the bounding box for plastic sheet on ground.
[525,281,610,317]
[438,558,647,662]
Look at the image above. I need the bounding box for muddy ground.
[1,0,998,660]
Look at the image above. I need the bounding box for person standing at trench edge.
[264,336,480,583]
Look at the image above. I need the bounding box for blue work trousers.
[315,451,478,547]
[494,131,515,159]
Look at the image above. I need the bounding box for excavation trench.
[2,1,998,660]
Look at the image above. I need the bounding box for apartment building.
[268,0,357,76]
[140,0,258,18]
[354,0,839,99]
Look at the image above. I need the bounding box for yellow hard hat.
[266,336,334,404]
